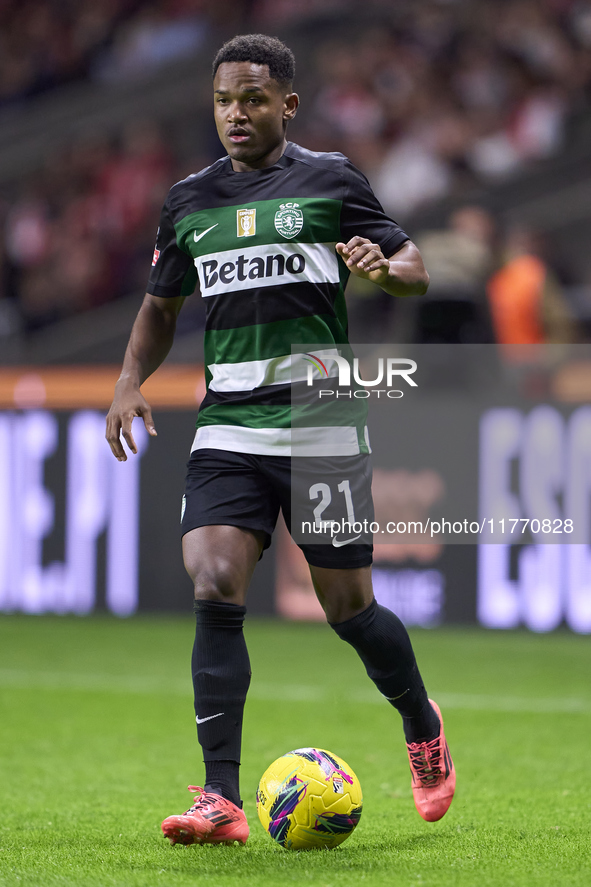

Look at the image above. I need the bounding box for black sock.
[330,598,440,744]
[192,599,251,806]
[204,760,241,808]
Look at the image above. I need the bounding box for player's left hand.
[336,236,390,286]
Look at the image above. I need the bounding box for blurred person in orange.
[487,225,578,345]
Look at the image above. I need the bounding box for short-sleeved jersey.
[147,142,408,457]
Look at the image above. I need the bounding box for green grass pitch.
[0,615,589,887]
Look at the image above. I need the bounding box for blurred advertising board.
[0,366,278,617]
[0,348,590,632]
[0,367,204,617]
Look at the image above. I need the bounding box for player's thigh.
[183,524,266,604]
[308,563,374,624]
[181,449,280,603]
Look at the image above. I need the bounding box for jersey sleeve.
[340,158,409,257]
[146,198,198,298]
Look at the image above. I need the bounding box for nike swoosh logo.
[193,223,218,243]
[196,712,224,724]
[331,535,362,547]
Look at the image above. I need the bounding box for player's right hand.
[105,384,157,461]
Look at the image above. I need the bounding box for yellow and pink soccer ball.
[256,747,362,850]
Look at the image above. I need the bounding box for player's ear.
[283,92,299,121]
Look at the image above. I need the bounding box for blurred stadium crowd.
[1,0,591,344]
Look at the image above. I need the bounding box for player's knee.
[319,591,373,625]
[192,564,244,604]
[310,565,373,624]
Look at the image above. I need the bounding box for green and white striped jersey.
[147,142,408,456]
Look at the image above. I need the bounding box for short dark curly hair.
[212,34,295,88]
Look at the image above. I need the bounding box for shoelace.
[407,736,443,786]
[183,785,220,815]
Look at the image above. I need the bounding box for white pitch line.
[424,692,591,715]
[0,669,184,695]
[0,668,590,715]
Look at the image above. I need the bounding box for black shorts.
[181,448,373,570]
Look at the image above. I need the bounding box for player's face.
[213,62,298,171]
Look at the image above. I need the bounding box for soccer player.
[106,34,455,845]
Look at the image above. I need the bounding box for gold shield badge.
[237,208,256,237]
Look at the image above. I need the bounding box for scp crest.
[274,202,303,239]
